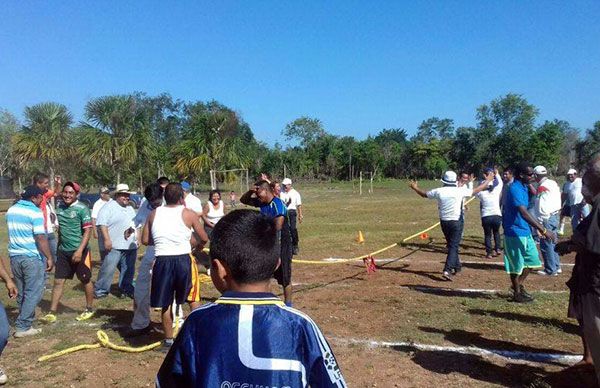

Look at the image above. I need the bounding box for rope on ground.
[292,196,477,265]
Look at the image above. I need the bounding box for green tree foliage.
[0,109,19,177]
[575,121,600,169]
[528,120,567,172]
[283,117,326,147]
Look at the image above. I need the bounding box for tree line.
[0,92,598,192]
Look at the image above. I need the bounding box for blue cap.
[180,181,191,191]
[21,185,46,199]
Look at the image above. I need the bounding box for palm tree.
[13,102,73,183]
[78,95,155,184]
[174,101,249,180]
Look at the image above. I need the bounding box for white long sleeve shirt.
[534,178,562,221]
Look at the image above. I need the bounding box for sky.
[1,1,599,145]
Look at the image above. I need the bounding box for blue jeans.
[540,214,560,274]
[42,232,57,285]
[440,220,463,273]
[571,203,591,231]
[0,302,9,355]
[94,249,137,297]
[10,255,45,331]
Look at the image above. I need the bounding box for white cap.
[533,166,547,175]
[282,178,292,185]
[441,171,457,186]
[567,168,577,175]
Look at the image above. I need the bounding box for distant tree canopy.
[1,92,597,191]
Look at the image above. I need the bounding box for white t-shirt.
[184,193,203,215]
[91,198,111,219]
[535,178,562,220]
[562,178,584,206]
[426,186,473,221]
[280,188,302,211]
[476,177,503,218]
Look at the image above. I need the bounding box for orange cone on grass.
[356,231,365,244]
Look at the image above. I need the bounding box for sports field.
[0,180,594,387]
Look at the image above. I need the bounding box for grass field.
[0,180,595,387]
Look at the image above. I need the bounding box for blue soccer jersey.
[156,292,346,388]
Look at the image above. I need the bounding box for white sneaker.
[557,268,562,274]
[0,368,7,385]
[13,327,41,338]
[536,270,558,277]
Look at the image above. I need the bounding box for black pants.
[440,220,463,273]
[481,215,502,255]
[288,209,299,249]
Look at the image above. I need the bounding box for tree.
[78,95,154,184]
[415,117,454,142]
[283,117,326,147]
[0,109,19,177]
[575,121,600,169]
[13,102,73,182]
[528,120,567,172]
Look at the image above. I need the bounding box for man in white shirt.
[533,166,563,276]
[410,170,494,281]
[280,178,303,255]
[476,168,504,259]
[559,168,590,235]
[181,181,203,217]
[91,187,112,261]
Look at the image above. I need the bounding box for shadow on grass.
[419,326,575,356]
[378,264,449,282]
[401,242,484,259]
[468,308,580,335]
[407,285,497,299]
[461,261,505,270]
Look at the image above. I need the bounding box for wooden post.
[359,171,363,196]
[245,169,249,191]
[370,171,374,194]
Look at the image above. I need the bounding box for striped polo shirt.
[6,200,46,260]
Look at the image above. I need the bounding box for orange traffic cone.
[356,231,365,244]
[420,232,429,240]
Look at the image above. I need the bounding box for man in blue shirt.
[156,210,346,388]
[5,186,54,337]
[503,162,556,303]
[241,180,294,306]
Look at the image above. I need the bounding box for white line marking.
[333,337,582,365]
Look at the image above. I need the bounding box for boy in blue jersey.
[240,180,294,306]
[157,210,346,388]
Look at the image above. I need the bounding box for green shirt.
[56,200,92,252]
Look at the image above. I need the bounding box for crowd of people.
[0,158,598,385]
[411,158,600,383]
[0,172,327,386]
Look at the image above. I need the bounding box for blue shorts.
[503,235,542,275]
[150,254,201,309]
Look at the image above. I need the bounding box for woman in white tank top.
[201,190,225,239]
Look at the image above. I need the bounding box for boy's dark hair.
[144,183,164,202]
[33,172,49,184]
[210,210,278,284]
[156,176,170,186]
[164,183,184,205]
[254,180,272,192]
[504,166,513,174]
[514,162,531,181]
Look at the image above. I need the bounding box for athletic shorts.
[55,248,92,284]
[274,230,293,287]
[150,254,201,309]
[503,235,542,275]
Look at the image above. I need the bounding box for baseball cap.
[63,181,81,193]
[533,166,547,175]
[100,186,110,194]
[21,185,46,199]
[441,171,457,186]
[282,178,292,185]
[567,168,577,175]
[180,181,191,192]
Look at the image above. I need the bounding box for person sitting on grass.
[409,170,494,281]
[502,162,556,303]
[556,156,600,381]
[156,209,347,387]
[42,182,95,323]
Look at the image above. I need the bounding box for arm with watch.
[517,205,557,242]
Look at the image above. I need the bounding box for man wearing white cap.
[560,168,590,235]
[94,183,138,299]
[533,166,563,276]
[280,178,302,255]
[410,170,494,280]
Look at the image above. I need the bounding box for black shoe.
[157,340,173,353]
[519,285,533,299]
[510,292,534,303]
[292,247,299,255]
[124,325,152,338]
